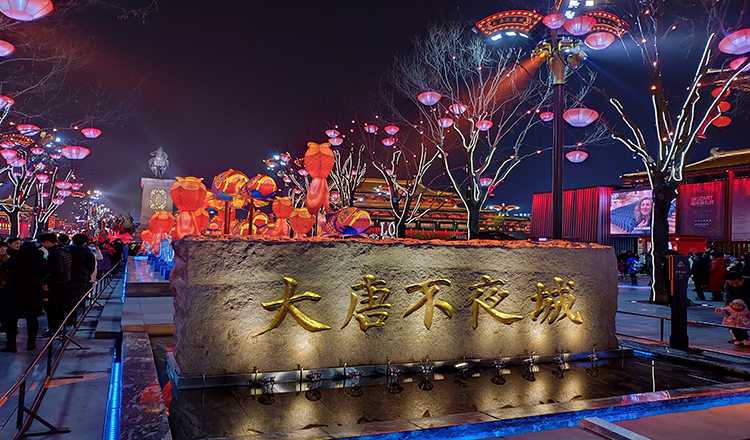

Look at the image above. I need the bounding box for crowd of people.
[0,234,125,353]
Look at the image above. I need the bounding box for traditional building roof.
[620,147,750,184]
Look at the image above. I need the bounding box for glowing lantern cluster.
[304,142,335,213]
[55,181,72,190]
[585,32,616,50]
[719,29,750,55]
[8,157,25,167]
[30,147,44,155]
[57,189,72,197]
[81,127,102,139]
[0,0,53,21]
[332,207,371,235]
[539,111,554,122]
[563,15,596,36]
[17,124,40,136]
[35,173,49,183]
[51,198,65,205]
[0,40,14,57]
[70,182,83,190]
[49,153,61,159]
[417,91,441,106]
[479,177,493,187]
[563,108,599,127]
[729,57,750,72]
[61,146,90,160]
[325,129,340,138]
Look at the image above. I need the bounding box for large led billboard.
[610,189,676,235]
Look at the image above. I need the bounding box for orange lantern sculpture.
[147,211,175,253]
[332,207,372,235]
[304,142,335,214]
[289,208,315,236]
[212,169,248,234]
[272,197,293,237]
[252,212,269,234]
[242,174,277,200]
[171,177,207,211]
[232,220,251,236]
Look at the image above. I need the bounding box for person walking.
[627,253,643,287]
[707,252,728,301]
[691,252,710,301]
[65,234,96,325]
[0,242,52,352]
[36,233,71,335]
[97,243,113,279]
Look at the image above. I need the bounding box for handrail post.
[16,380,25,429]
[47,341,53,376]
[660,318,664,343]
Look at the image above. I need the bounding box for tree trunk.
[34,218,47,237]
[466,199,480,240]
[6,210,19,237]
[395,216,407,239]
[650,179,678,305]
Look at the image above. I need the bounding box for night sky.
[51,0,748,222]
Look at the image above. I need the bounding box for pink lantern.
[449,103,468,115]
[17,124,40,136]
[437,117,454,128]
[70,182,83,190]
[49,153,62,159]
[298,168,309,176]
[0,40,14,56]
[328,137,343,146]
[566,150,589,163]
[381,137,396,147]
[35,163,45,170]
[55,181,72,189]
[585,32,616,50]
[12,171,20,177]
[539,111,554,122]
[0,95,14,109]
[51,198,65,205]
[0,149,17,160]
[475,120,493,131]
[61,145,90,159]
[729,57,750,72]
[543,13,566,30]
[30,147,44,155]
[719,29,750,55]
[364,124,378,133]
[325,129,340,138]
[479,177,493,187]
[384,125,399,135]
[563,108,599,127]
[0,140,14,148]
[57,189,72,197]
[8,157,25,167]
[35,173,49,183]
[0,0,53,21]
[417,91,441,106]
[42,192,49,197]
[385,169,393,176]
[563,15,596,36]
[81,127,102,139]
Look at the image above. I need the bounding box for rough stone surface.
[171,236,618,376]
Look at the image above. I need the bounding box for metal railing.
[0,261,123,439]
[616,309,745,348]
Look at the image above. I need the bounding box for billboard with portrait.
[610,189,676,235]
[679,181,725,241]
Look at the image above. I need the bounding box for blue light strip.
[102,348,122,440]
[632,349,660,359]
[121,261,128,303]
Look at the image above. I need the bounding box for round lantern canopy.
[539,111,554,122]
[364,124,378,133]
[479,177,493,187]
[438,117,454,128]
[42,192,49,197]
[381,137,396,147]
[563,108,599,127]
[298,168,309,176]
[30,147,44,155]
[718,101,731,112]
[729,57,750,72]
[719,29,750,55]
[0,95,14,109]
[70,182,83,190]
[61,146,90,159]
[0,0,53,21]
[51,198,65,205]
[34,163,44,170]
[328,137,343,146]
[325,129,340,138]
[49,153,61,160]
[243,174,277,200]
[17,124,40,136]
[712,115,732,129]
[81,127,102,139]
[417,91,441,106]
[0,40,14,57]
[57,189,72,197]
[565,149,589,163]
[543,13,566,29]
[563,15,596,36]
[170,176,207,211]
[8,157,25,167]
[475,120,493,131]
[585,32,616,50]
[55,181,72,190]
[0,149,17,160]
[384,125,399,135]
[711,87,730,98]
[449,103,468,115]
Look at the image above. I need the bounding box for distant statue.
[149,147,170,178]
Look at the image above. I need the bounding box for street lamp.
[476,7,628,239]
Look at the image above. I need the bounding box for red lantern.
[243,174,277,200]
[57,189,72,197]
[55,181,72,190]
[212,169,248,201]
[328,137,343,146]
[252,212,269,234]
[305,174,329,213]
[51,198,65,205]
[60,146,90,159]
[479,177,493,187]
[304,142,335,179]
[718,101,731,112]
[30,147,44,155]
[140,229,153,243]
[35,173,49,183]
[364,124,378,133]
[712,115,732,129]
[417,91,441,105]
[171,176,207,211]
[563,15,596,36]
[174,211,200,239]
[563,108,599,127]
[384,125,399,135]
[0,0,53,21]
[81,127,102,139]
[42,192,49,197]
[585,32,616,50]
[449,103,468,114]
[438,117,454,128]
[149,211,176,234]
[0,40,14,57]
[325,129,340,138]
[729,57,750,72]
[381,137,396,147]
[719,29,750,55]
[711,87,730,98]
[543,13,566,29]
[289,208,315,235]
[0,149,16,160]
[0,95,14,109]
[273,197,294,218]
[539,111,554,122]
[70,182,83,190]
[50,153,61,159]
[16,124,39,136]
[475,120,493,131]
[565,150,589,163]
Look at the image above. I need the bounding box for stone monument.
[136,148,175,238]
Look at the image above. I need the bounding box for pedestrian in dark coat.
[36,233,71,335]
[0,242,53,352]
[690,252,710,301]
[707,252,728,301]
[65,234,96,325]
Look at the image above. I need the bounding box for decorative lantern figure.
[171,176,207,211]
[475,120,493,131]
[211,169,248,201]
[51,198,65,205]
[712,116,732,129]
[55,181,72,190]
[81,127,102,139]
[332,207,372,235]
[0,149,16,160]
[251,212,270,235]
[585,32,616,50]
[35,173,49,183]
[438,117,454,128]
[479,177,493,187]
[565,149,589,163]
[8,157,25,167]
[328,137,343,146]
[0,0,53,21]
[417,91,441,106]
[325,129,340,138]
[563,15,596,36]
[242,174,277,200]
[289,208,315,235]
[449,103,468,114]
[540,111,554,122]
[381,137,396,147]
[0,40,14,56]
[16,124,39,136]
[60,146,90,159]
[364,124,378,133]
[304,142,335,178]
[563,108,599,127]
[57,189,72,197]
[0,95,14,109]
[70,182,83,190]
[30,147,44,155]
[50,153,61,160]
[273,197,294,219]
[384,125,399,135]
[719,29,750,55]
[543,13,566,29]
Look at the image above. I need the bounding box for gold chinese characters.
[252,277,332,337]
